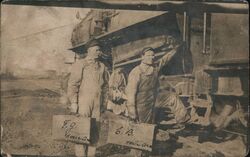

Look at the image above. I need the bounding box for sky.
[1,4,90,77]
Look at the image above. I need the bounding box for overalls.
[130,67,158,157]
[75,62,106,157]
[135,67,158,123]
[78,62,105,121]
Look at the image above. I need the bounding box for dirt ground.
[0,79,248,157]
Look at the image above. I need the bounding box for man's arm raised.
[158,44,181,72]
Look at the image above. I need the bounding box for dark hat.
[141,47,155,56]
[85,39,100,50]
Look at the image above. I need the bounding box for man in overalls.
[68,39,109,157]
[126,45,189,156]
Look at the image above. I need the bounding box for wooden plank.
[114,51,166,68]
[107,119,155,151]
[52,115,91,144]
[112,35,166,64]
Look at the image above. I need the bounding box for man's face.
[142,50,155,65]
[87,45,102,59]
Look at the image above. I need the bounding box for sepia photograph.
[0,0,249,157]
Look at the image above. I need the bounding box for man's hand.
[112,90,122,101]
[70,103,78,114]
[128,114,137,121]
[127,105,137,121]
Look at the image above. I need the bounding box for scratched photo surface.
[0,1,249,157]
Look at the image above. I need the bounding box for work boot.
[198,126,227,143]
[198,125,213,143]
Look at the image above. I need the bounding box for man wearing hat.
[68,39,109,157]
[126,43,190,156]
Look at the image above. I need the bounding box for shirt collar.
[139,63,154,75]
[85,56,99,65]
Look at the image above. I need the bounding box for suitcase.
[52,115,91,144]
[107,119,155,151]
